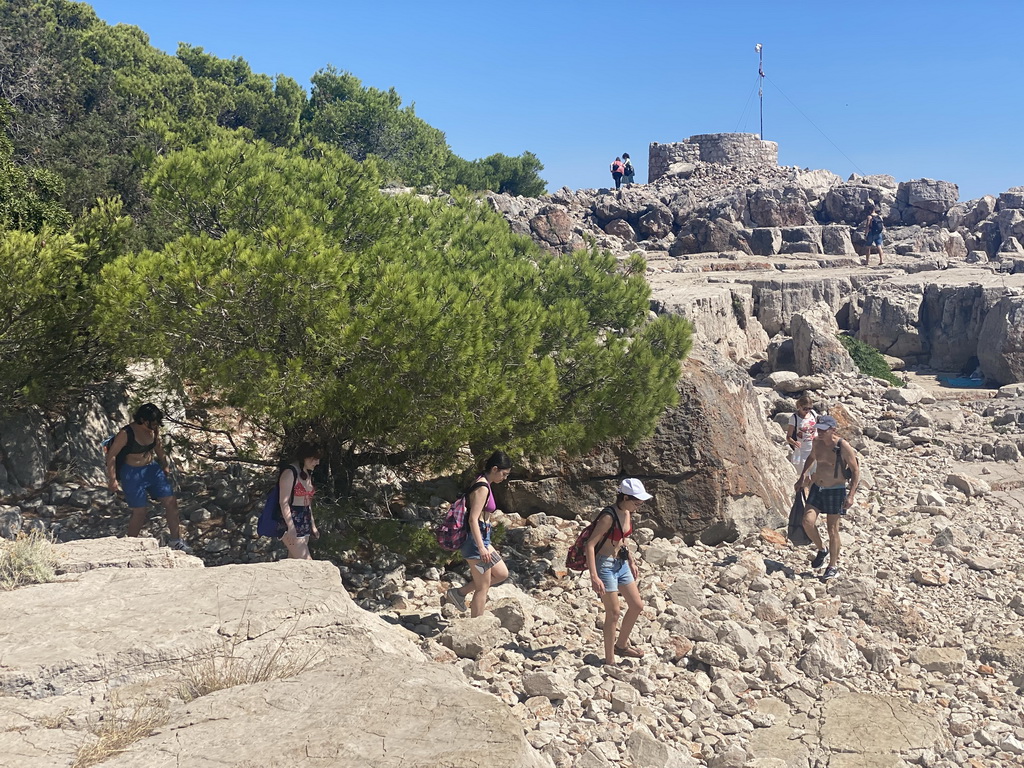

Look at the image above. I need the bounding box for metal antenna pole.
[755,43,764,140]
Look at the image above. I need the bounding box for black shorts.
[806,484,847,516]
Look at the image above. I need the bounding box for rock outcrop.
[0,540,546,768]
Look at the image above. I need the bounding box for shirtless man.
[105,403,191,553]
[795,414,859,579]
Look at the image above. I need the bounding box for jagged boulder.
[857,288,926,359]
[821,183,876,224]
[502,349,791,544]
[604,217,635,241]
[896,179,959,226]
[529,206,581,252]
[748,227,782,256]
[669,218,751,256]
[790,303,857,376]
[746,186,814,227]
[636,202,674,239]
[978,295,1024,385]
[998,186,1024,210]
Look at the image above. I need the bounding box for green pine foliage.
[94,136,690,485]
[0,0,545,213]
[837,334,903,387]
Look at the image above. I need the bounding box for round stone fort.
[649,133,779,182]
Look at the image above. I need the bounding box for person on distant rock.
[622,153,635,187]
[105,403,191,553]
[586,478,650,664]
[795,414,860,580]
[863,205,885,266]
[786,395,818,471]
[444,451,512,617]
[278,442,321,560]
[610,157,625,190]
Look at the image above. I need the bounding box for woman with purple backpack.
[443,451,512,617]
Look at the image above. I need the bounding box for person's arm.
[278,469,297,537]
[585,513,614,594]
[153,426,169,472]
[466,484,491,562]
[842,443,860,507]
[309,481,319,539]
[795,447,815,490]
[105,429,128,491]
[786,417,799,448]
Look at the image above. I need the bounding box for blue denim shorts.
[460,522,492,560]
[120,462,174,508]
[596,555,634,592]
[869,233,883,247]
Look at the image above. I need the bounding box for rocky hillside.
[3,372,1024,767]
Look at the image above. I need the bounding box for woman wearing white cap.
[585,478,652,665]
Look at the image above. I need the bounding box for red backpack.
[566,506,622,571]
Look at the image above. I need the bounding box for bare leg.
[826,515,842,567]
[463,557,508,617]
[127,507,148,537]
[802,507,825,551]
[615,580,644,651]
[282,530,311,559]
[600,591,621,664]
[159,496,181,540]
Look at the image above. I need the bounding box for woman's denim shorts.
[596,555,634,592]
[460,522,492,560]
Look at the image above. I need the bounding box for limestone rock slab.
[821,693,945,754]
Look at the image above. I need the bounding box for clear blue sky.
[86,0,1024,201]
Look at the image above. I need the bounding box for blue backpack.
[257,466,298,538]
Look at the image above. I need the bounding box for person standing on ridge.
[795,414,859,580]
[863,204,885,266]
[105,403,191,553]
[610,157,625,190]
[621,153,635,186]
[277,442,321,560]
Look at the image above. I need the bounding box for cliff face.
[486,134,1024,541]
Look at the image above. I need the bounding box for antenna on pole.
[755,43,764,140]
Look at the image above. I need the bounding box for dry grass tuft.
[71,702,169,768]
[0,530,61,590]
[176,640,319,702]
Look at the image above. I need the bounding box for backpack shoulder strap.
[280,465,299,504]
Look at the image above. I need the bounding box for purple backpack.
[434,480,489,551]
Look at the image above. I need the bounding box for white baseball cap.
[617,478,653,500]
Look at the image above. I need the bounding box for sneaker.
[811,549,828,569]
[168,538,193,554]
[823,566,839,580]
[444,587,466,612]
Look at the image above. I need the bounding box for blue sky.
[85,0,1024,201]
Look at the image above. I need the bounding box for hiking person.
[795,414,860,580]
[105,403,191,553]
[863,205,885,266]
[586,478,651,665]
[786,395,818,471]
[444,451,512,617]
[278,442,321,560]
[610,157,625,190]
[622,153,635,186]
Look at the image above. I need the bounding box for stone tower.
[649,133,779,182]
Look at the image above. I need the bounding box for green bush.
[838,334,903,387]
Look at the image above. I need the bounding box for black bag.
[623,161,634,176]
[868,215,884,238]
[787,489,812,546]
[833,440,854,481]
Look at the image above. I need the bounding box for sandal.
[614,644,644,659]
